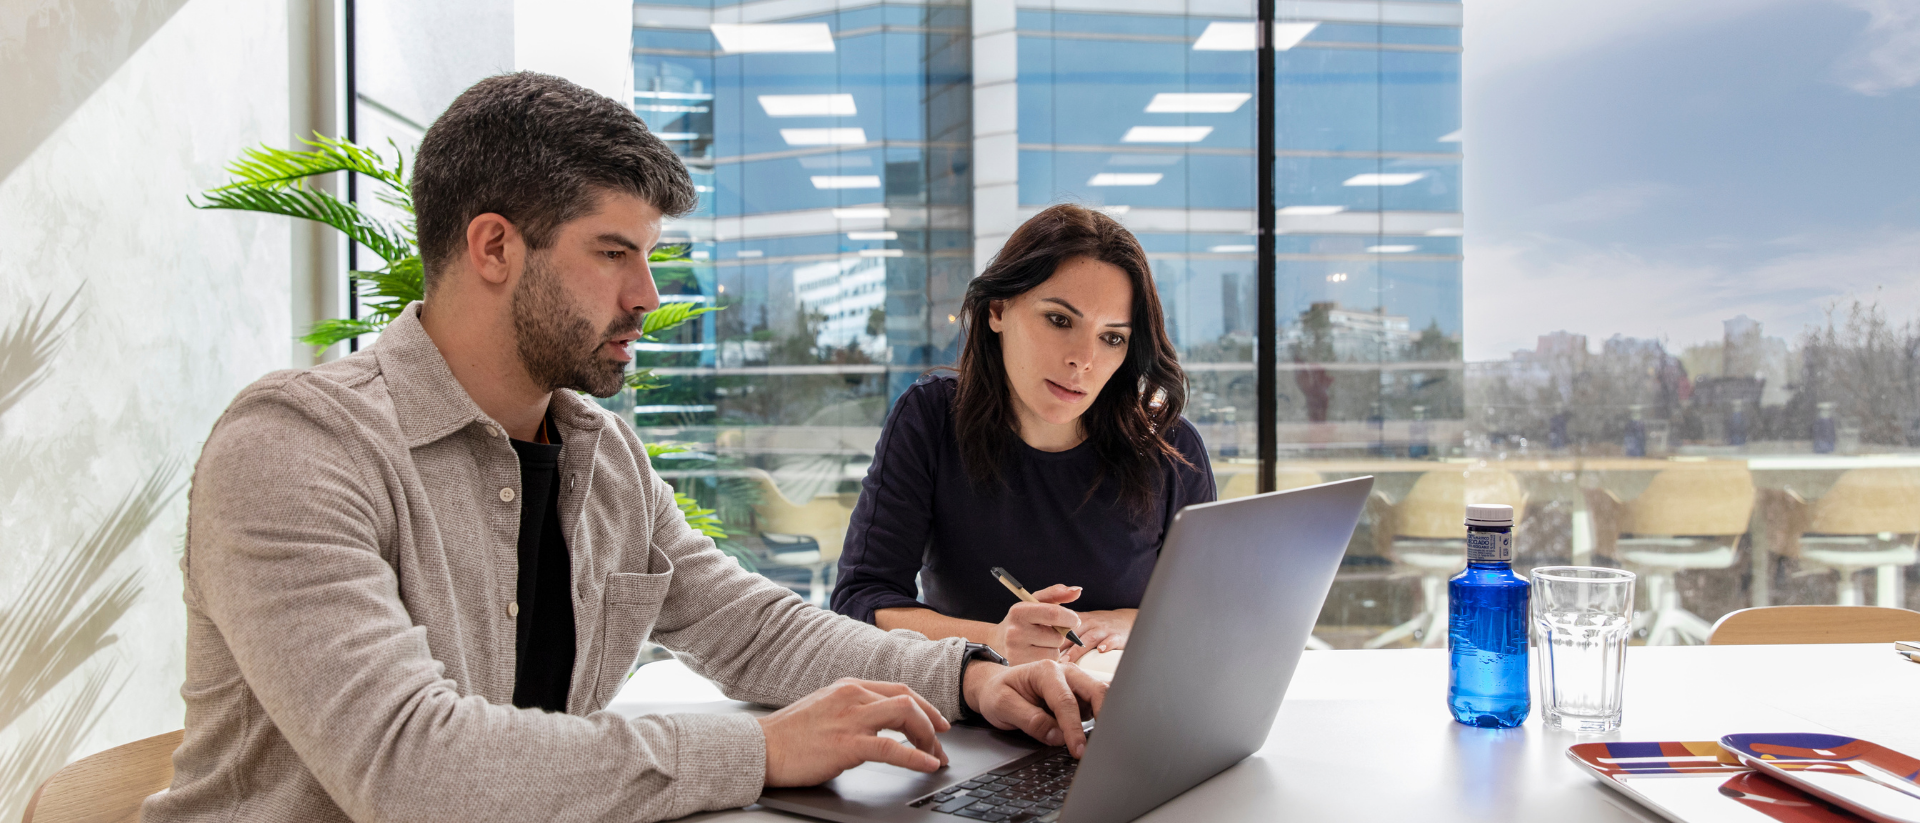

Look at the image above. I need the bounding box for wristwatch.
[957,642,1007,725]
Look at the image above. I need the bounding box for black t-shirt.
[509,423,575,713]
[831,374,1216,625]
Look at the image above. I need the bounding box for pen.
[989,566,1085,647]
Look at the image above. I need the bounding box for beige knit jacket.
[143,303,967,823]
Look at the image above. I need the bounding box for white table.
[610,644,1918,822]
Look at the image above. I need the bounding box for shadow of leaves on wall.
[0,459,183,731]
[0,287,184,819]
[0,669,125,821]
[0,288,79,420]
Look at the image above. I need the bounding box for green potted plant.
[193,135,744,566]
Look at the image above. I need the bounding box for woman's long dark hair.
[953,203,1190,517]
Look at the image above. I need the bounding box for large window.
[1454,0,1920,642]
[626,0,1472,634]
[1014,4,1261,470]
[629,0,974,599]
[624,0,1915,645]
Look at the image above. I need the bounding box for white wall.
[516,0,633,103]
[0,0,293,816]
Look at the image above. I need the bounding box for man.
[146,72,1105,823]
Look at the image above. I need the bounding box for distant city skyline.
[1461,0,1920,361]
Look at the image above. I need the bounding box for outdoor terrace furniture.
[1587,465,1756,646]
[1761,467,1920,607]
[741,467,857,607]
[1363,468,1527,649]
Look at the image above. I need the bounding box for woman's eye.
[1104,334,1127,347]
[1047,313,1070,328]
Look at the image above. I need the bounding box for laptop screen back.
[1057,476,1372,823]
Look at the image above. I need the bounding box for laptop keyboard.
[908,750,1077,821]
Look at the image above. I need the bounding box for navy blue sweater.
[831,375,1216,625]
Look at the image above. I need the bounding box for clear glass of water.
[1531,567,1636,732]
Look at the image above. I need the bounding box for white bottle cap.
[1466,503,1513,527]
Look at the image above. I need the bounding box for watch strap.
[958,642,1007,725]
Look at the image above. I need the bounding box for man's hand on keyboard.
[759,678,951,786]
[961,659,1107,758]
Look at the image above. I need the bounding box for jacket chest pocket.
[591,569,672,709]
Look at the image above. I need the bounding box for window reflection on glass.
[627,0,1465,635]
[1015,1,1264,495]
[631,0,972,604]
[1450,0,1920,645]
[628,0,1916,647]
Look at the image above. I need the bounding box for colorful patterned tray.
[1721,734,1920,823]
[1568,740,1867,823]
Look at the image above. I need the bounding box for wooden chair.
[741,468,855,606]
[1364,469,1527,648]
[22,728,181,823]
[1216,466,1323,500]
[1709,605,1920,645]
[1586,465,1755,646]
[1762,468,1920,607]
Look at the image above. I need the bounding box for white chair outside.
[1768,468,1920,607]
[1364,469,1527,649]
[1586,464,1755,646]
[740,468,856,607]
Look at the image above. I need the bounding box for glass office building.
[628,0,1463,622]
[1011,1,1464,481]
[630,0,976,525]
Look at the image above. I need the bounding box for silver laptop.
[759,475,1374,823]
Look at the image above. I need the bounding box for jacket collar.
[374,302,607,449]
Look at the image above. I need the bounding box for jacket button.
[507,601,519,618]
[486,425,501,438]
[500,487,515,502]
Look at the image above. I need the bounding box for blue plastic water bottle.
[1448,503,1530,728]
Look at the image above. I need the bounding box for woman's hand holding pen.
[993,584,1083,665]
[1062,609,1135,662]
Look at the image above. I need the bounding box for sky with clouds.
[1460,0,1920,361]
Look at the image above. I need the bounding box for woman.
[831,204,1215,664]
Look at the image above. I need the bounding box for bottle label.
[1467,530,1512,563]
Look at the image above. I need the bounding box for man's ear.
[986,299,1007,333]
[464,213,522,288]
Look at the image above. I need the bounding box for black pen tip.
[1066,630,1085,647]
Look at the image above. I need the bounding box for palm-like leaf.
[623,301,721,394]
[213,135,407,195]
[642,301,722,339]
[646,442,734,545]
[673,492,727,539]
[645,442,691,459]
[299,318,388,349]
[355,256,425,322]
[193,186,413,265]
[623,369,665,393]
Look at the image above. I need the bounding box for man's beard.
[511,254,639,398]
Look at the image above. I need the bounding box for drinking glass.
[1531,567,1636,732]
